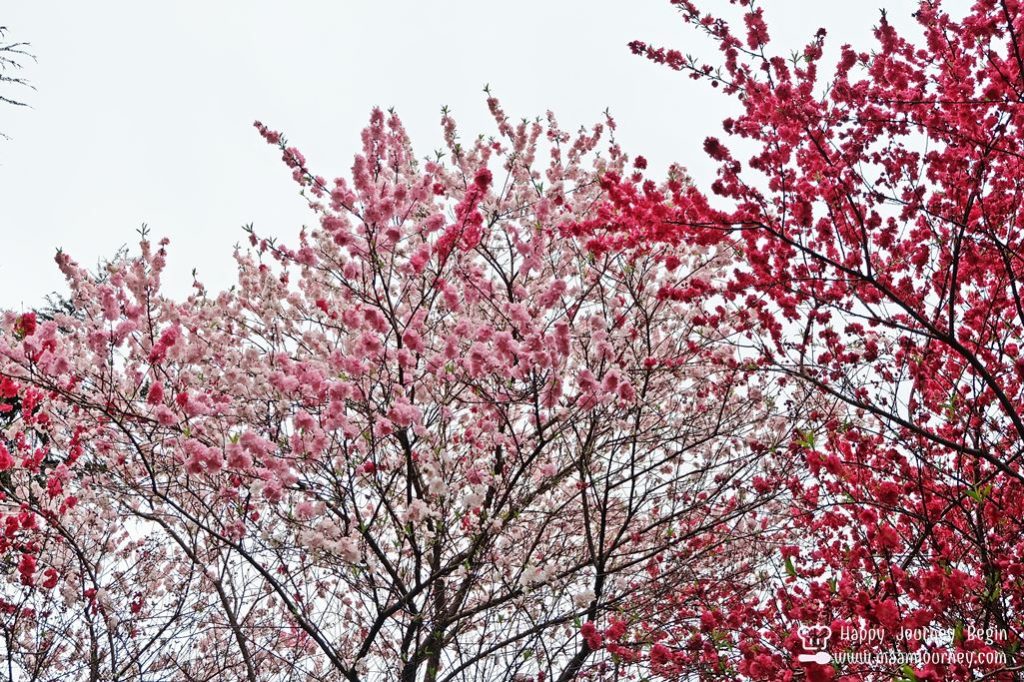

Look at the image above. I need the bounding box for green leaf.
[986,582,1002,603]
[942,393,958,422]
[967,484,992,503]
[784,556,797,578]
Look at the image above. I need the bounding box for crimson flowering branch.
[571,1,1024,679]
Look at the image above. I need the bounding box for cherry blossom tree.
[0,101,792,681]
[573,0,1024,679]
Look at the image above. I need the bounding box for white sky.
[1,1,934,311]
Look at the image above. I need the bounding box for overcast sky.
[1,1,940,311]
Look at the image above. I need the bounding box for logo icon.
[797,624,833,664]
